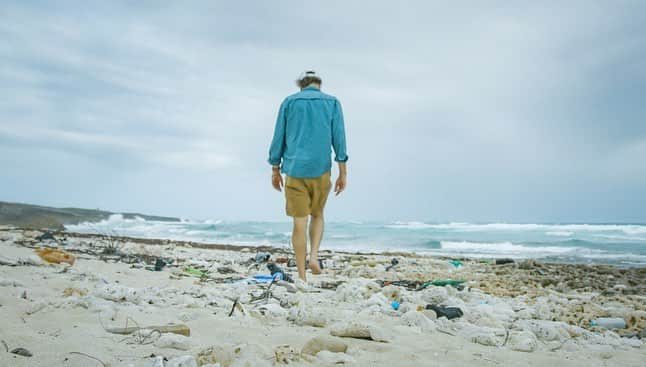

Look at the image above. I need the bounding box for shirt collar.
[302,86,320,91]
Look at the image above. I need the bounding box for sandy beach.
[1,226,645,367]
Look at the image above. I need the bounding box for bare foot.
[309,260,322,275]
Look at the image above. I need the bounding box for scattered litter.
[590,318,626,329]
[36,231,56,241]
[267,262,293,283]
[419,279,466,290]
[183,266,207,278]
[255,252,271,263]
[252,274,281,283]
[154,258,166,271]
[35,248,76,265]
[425,304,463,320]
[385,258,400,271]
[495,258,515,265]
[217,266,236,274]
[449,260,464,268]
[11,347,33,357]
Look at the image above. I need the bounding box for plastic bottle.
[590,318,626,329]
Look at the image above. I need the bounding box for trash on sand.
[255,252,271,263]
[267,262,293,283]
[106,323,191,336]
[385,258,399,271]
[34,248,75,265]
[417,279,466,290]
[154,258,166,271]
[11,347,33,357]
[590,318,626,329]
[425,304,463,320]
[217,266,236,274]
[183,266,207,277]
[391,301,400,310]
[449,260,464,268]
[495,258,515,265]
[36,231,56,241]
[252,274,281,283]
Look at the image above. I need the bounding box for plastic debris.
[184,266,207,277]
[34,248,75,265]
[11,347,33,357]
[495,258,515,265]
[449,260,464,268]
[425,304,463,320]
[255,252,271,263]
[267,263,292,282]
[386,258,400,271]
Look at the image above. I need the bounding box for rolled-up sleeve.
[268,100,288,166]
[331,100,348,162]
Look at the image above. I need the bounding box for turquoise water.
[66,216,646,267]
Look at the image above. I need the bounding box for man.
[268,70,348,287]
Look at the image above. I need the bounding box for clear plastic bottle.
[590,318,626,329]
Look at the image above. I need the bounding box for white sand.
[0,228,644,367]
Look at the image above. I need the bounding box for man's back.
[268,86,348,178]
[267,71,348,284]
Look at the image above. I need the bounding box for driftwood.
[106,323,190,337]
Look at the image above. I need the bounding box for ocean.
[65,215,646,267]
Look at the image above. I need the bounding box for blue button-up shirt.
[268,86,348,178]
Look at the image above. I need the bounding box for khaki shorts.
[285,171,332,217]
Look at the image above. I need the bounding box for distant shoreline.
[0,200,180,229]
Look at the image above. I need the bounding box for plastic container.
[590,318,626,329]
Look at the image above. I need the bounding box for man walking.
[268,70,348,287]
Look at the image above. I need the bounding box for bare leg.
[291,216,308,281]
[309,213,324,274]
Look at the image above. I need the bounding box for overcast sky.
[1,1,645,223]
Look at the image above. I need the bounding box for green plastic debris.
[418,279,466,290]
[449,260,464,268]
[184,266,207,277]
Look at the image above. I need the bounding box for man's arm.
[335,161,347,196]
[268,100,287,191]
[331,100,348,195]
[331,100,348,164]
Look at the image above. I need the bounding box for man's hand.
[272,166,283,192]
[334,174,346,196]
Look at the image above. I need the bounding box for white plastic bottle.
[590,318,626,329]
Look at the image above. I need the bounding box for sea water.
[66,215,646,267]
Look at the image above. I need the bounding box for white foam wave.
[440,241,573,255]
[386,221,646,236]
[546,231,574,237]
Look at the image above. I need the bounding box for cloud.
[1,1,645,221]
